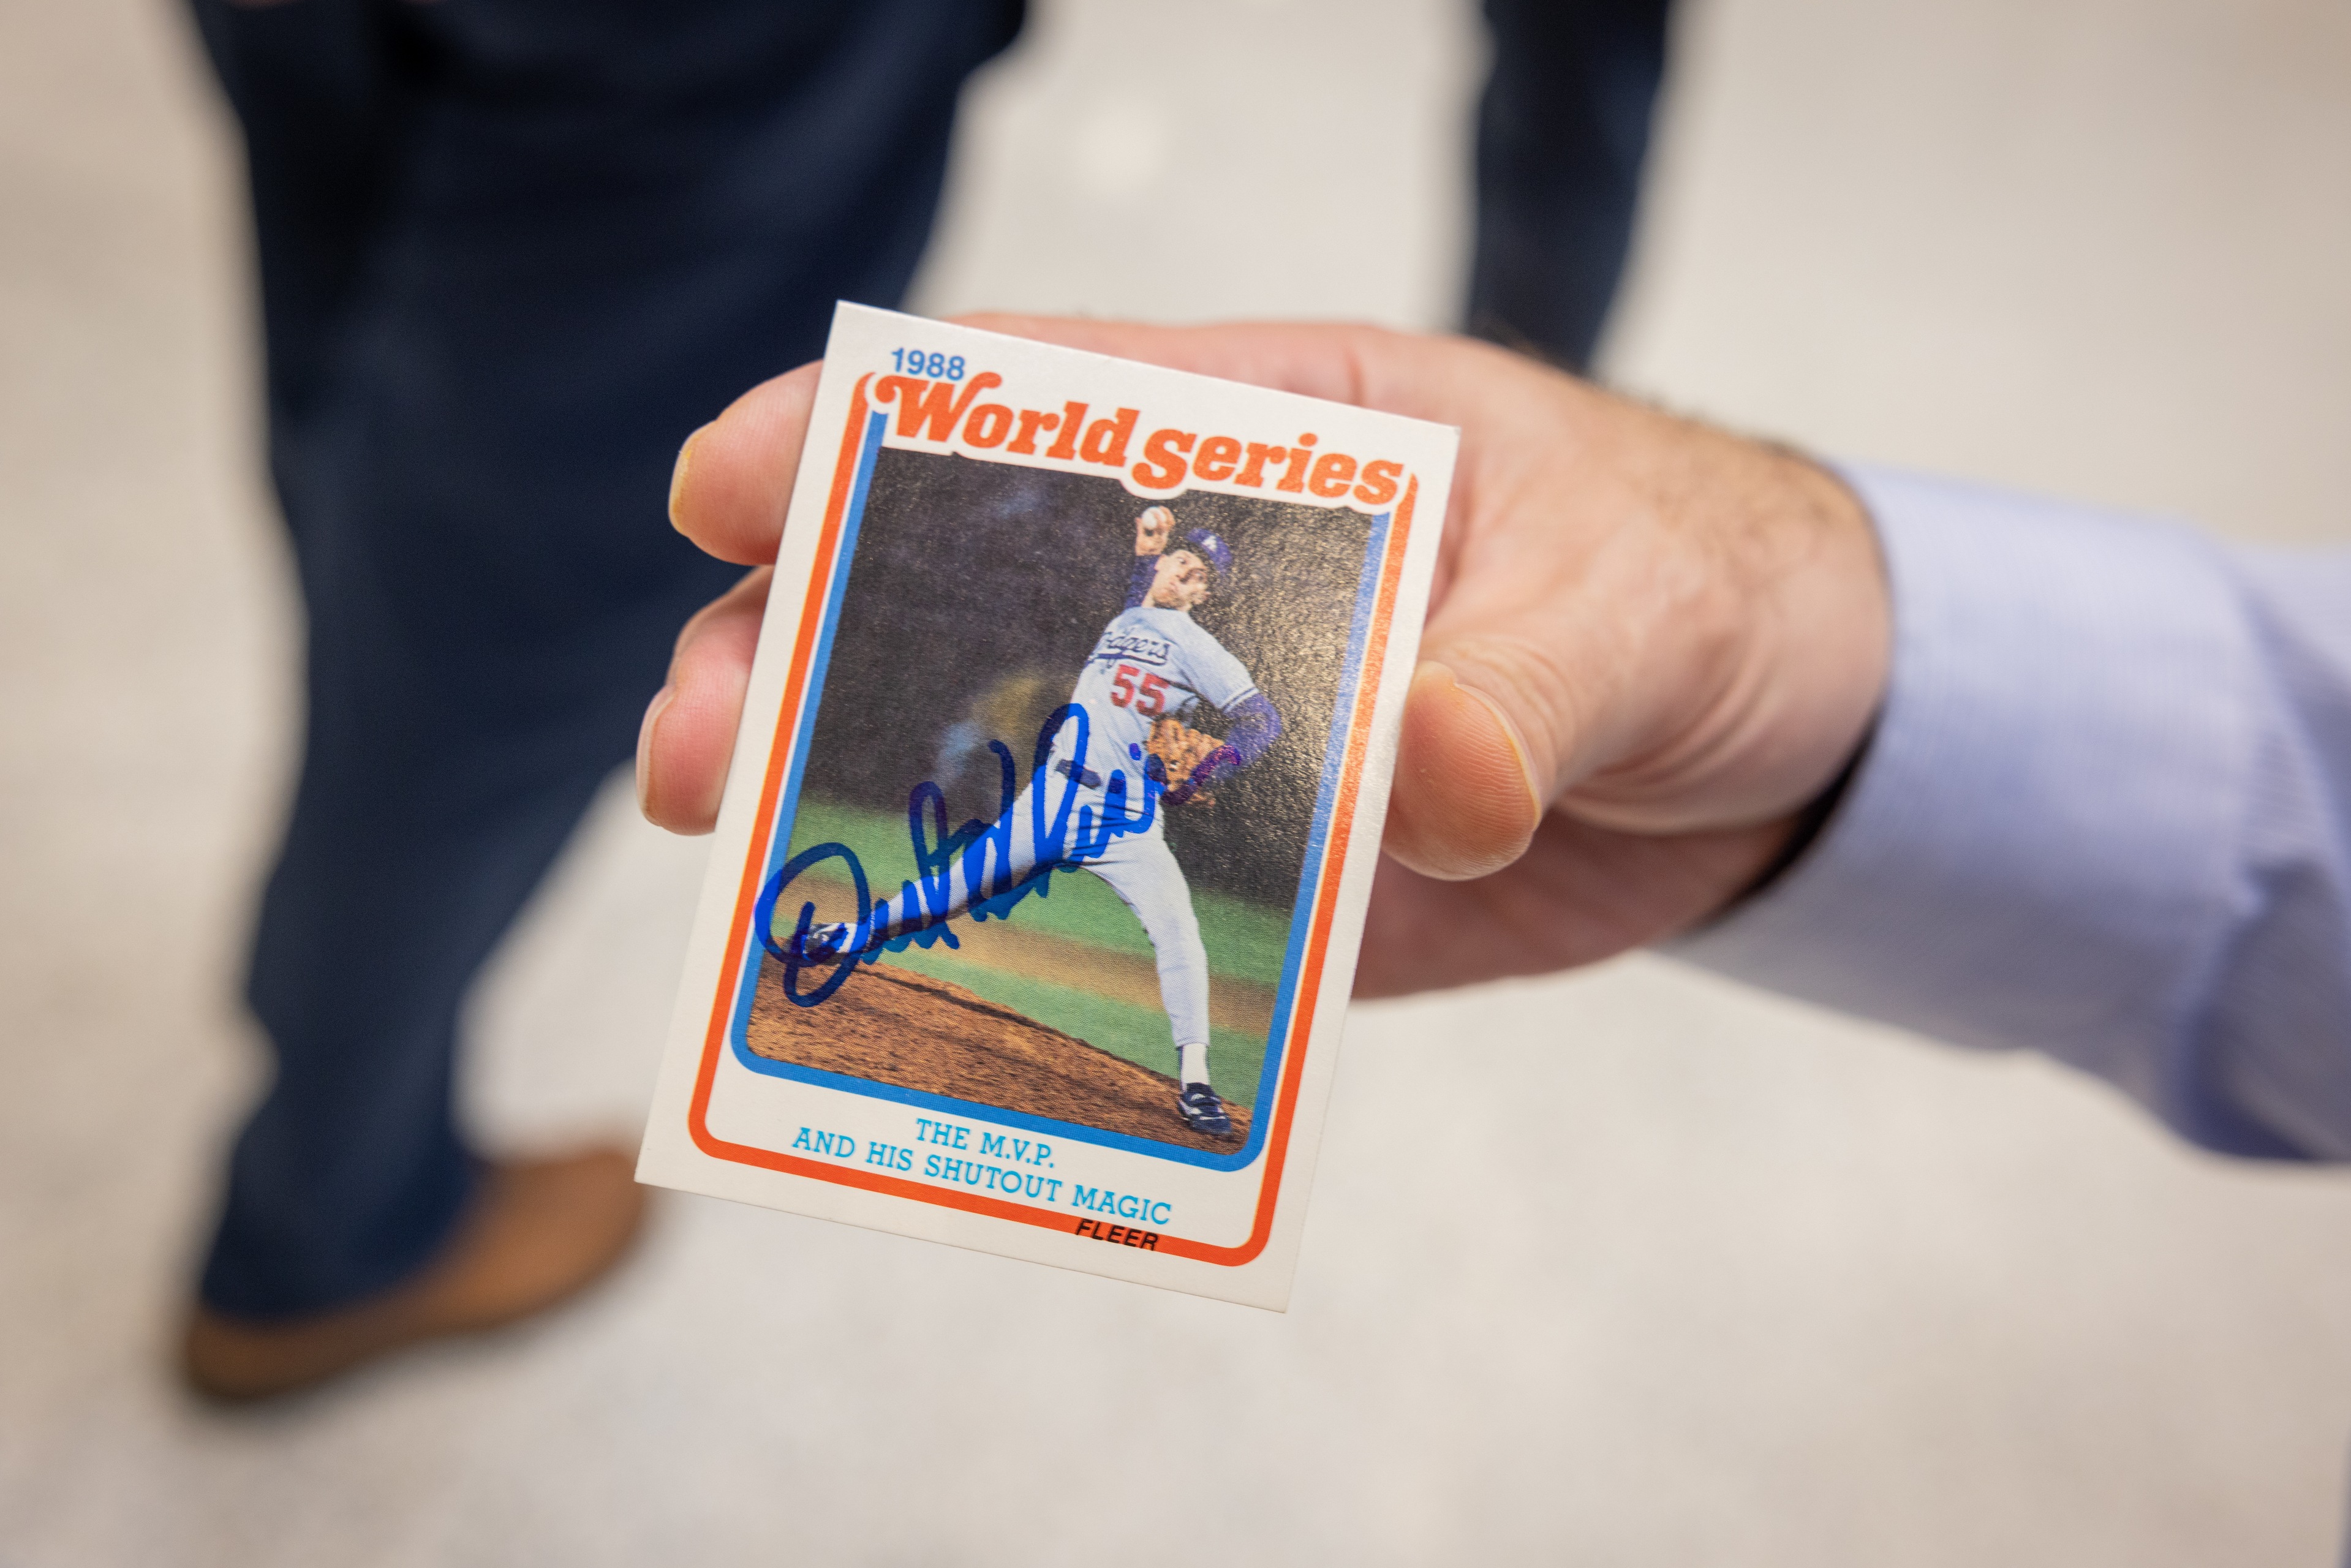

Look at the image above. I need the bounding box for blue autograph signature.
[755,704,1161,1009]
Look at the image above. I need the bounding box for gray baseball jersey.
[1057,606,1258,785]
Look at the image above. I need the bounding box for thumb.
[1383,662,1545,881]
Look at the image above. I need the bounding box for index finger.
[666,316,1471,566]
[666,361,821,565]
[956,314,1441,416]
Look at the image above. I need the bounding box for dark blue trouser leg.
[186,0,1022,1317]
[1470,0,1674,371]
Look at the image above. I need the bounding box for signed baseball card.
[639,304,1455,1308]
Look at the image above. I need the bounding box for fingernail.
[1439,665,1543,819]
[667,427,705,529]
[636,685,674,818]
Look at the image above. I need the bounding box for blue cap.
[1182,529,1234,582]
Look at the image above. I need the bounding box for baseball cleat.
[794,921,852,963]
[1177,1082,1233,1137]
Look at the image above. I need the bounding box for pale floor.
[4,0,2350,1563]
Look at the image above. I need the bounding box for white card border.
[640,304,1454,1310]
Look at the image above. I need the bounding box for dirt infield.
[743,954,1250,1153]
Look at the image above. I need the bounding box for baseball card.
[638,304,1455,1309]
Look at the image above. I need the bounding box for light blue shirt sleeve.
[1674,467,2351,1160]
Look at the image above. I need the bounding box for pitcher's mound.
[743,954,1250,1153]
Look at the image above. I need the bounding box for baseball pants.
[878,777,1215,1052]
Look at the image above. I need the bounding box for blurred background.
[5,0,2350,1562]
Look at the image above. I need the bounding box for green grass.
[782,796,1293,985]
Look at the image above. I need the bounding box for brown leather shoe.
[180,1146,649,1402]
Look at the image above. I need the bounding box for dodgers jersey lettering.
[1057,606,1258,783]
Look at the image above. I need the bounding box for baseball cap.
[1182,529,1234,582]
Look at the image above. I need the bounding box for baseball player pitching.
[804,505,1283,1139]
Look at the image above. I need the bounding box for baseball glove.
[1146,716,1229,809]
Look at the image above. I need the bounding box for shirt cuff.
[1671,466,2282,1151]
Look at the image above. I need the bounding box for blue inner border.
[725,410,1396,1173]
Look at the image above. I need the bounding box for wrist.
[1552,435,1890,837]
[1753,452,1892,815]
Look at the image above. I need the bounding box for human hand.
[1135,505,1174,557]
[643,319,1889,998]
